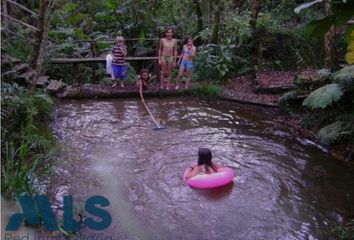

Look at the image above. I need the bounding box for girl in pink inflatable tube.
[184,148,235,189]
[185,148,221,179]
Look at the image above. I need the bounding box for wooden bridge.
[48,38,181,84]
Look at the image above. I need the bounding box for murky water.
[47,98,354,240]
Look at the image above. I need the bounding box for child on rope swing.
[111,36,128,88]
[136,68,151,103]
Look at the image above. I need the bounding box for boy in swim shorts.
[111,36,128,88]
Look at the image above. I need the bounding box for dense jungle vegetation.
[1,0,354,238]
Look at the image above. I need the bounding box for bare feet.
[185,82,191,89]
[175,85,180,90]
[112,83,117,88]
[120,82,124,87]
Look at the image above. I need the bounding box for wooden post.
[90,41,97,82]
[155,38,160,82]
[73,63,80,85]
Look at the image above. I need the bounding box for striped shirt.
[112,44,127,66]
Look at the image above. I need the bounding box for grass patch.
[190,83,223,100]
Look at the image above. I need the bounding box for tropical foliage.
[190,83,223,100]
[280,65,354,151]
[1,83,57,199]
[302,83,343,109]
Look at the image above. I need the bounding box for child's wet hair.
[164,27,175,37]
[184,35,193,44]
[198,148,212,165]
[140,68,149,75]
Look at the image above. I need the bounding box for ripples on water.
[48,98,354,240]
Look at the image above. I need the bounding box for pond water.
[48,98,354,240]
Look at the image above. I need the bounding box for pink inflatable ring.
[183,167,235,189]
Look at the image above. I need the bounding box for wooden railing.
[49,38,182,84]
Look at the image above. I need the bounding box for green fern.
[294,75,312,87]
[279,90,300,103]
[331,218,354,240]
[1,142,38,199]
[301,111,334,129]
[33,93,54,118]
[303,83,343,109]
[317,121,344,145]
[334,65,354,91]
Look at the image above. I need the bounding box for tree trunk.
[193,0,203,33]
[210,0,224,44]
[250,0,261,27]
[31,0,46,76]
[2,0,9,28]
[324,0,335,70]
[249,0,262,89]
[7,0,16,17]
[193,0,203,45]
[31,0,55,80]
[232,0,247,12]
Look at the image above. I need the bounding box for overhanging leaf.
[345,51,354,64]
[95,12,116,23]
[63,3,78,12]
[344,27,354,44]
[304,16,334,40]
[333,1,354,26]
[96,42,112,50]
[334,65,354,91]
[105,0,117,10]
[74,28,88,40]
[294,0,323,14]
[68,13,87,26]
[138,28,145,44]
[303,83,343,109]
